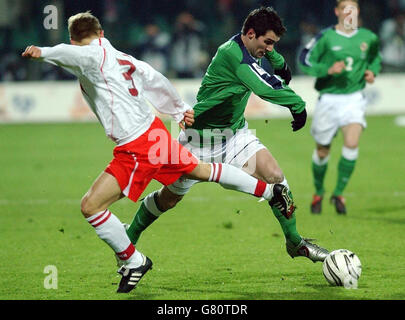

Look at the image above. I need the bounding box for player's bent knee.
[316,145,331,159]
[80,195,100,218]
[318,149,330,159]
[186,162,211,181]
[344,141,359,150]
[262,169,284,184]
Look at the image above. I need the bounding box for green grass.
[1,115,405,300]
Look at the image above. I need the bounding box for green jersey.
[190,33,305,141]
[298,26,381,94]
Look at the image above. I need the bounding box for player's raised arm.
[235,60,307,131]
[22,42,102,77]
[35,43,102,77]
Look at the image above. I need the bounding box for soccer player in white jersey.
[298,0,381,214]
[22,11,292,293]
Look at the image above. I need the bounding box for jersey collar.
[231,33,259,63]
[333,26,358,38]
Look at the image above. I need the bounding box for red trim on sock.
[88,210,107,225]
[254,180,267,197]
[116,243,135,260]
[211,163,216,182]
[92,210,112,228]
[215,163,222,183]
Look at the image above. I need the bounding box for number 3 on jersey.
[117,58,138,96]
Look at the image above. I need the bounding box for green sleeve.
[265,49,285,70]
[367,34,382,76]
[235,62,306,113]
[298,34,330,78]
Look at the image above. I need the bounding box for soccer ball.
[322,249,362,289]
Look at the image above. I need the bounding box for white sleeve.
[40,44,102,77]
[136,60,191,123]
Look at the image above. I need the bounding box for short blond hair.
[68,11,102,42]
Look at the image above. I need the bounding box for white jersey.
[40,38,190,145]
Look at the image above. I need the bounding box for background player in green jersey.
[299,0,381,214]
[125,7,329,263]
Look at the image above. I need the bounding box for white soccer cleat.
[286,238,329,263]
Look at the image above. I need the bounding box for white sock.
[143,190,164,217]
[342,146,359,161]
[280,177,290,190]
[208,163,274,200]
[86,210,143,268]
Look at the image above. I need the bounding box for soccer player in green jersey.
[299,0,381,214]
[124,7,329,263]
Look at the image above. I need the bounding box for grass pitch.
[0,115,405,300]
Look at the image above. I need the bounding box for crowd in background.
[1,0,405,81]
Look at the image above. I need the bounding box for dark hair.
[68,11,102,42]
[242,7,286,37]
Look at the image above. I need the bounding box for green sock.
[270,190,302,246]
[312,160,328,196]
[334,156,356,196]
[126,202,158,245]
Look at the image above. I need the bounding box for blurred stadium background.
[1,0,405,123]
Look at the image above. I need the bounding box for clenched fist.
[21,45,41,59]
[179,109,195,130]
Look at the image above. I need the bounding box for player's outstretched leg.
[126,163,293,247]
[86,209,153,292]
[82,172,153,293]
[188,162,279,200]
[268,184,329,262]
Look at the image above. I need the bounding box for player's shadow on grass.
[305,283,373,299]
[367,205,405,215]
[123,292,160,300]
[349,205,405,225]
[127,284,344,300]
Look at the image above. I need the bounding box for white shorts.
[167,122,266,195]
[311,91,367,146]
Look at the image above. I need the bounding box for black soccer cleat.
[330,195,347,214]
[311,195,323,214]
[268,184,296,219]
[116,254,153,293]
